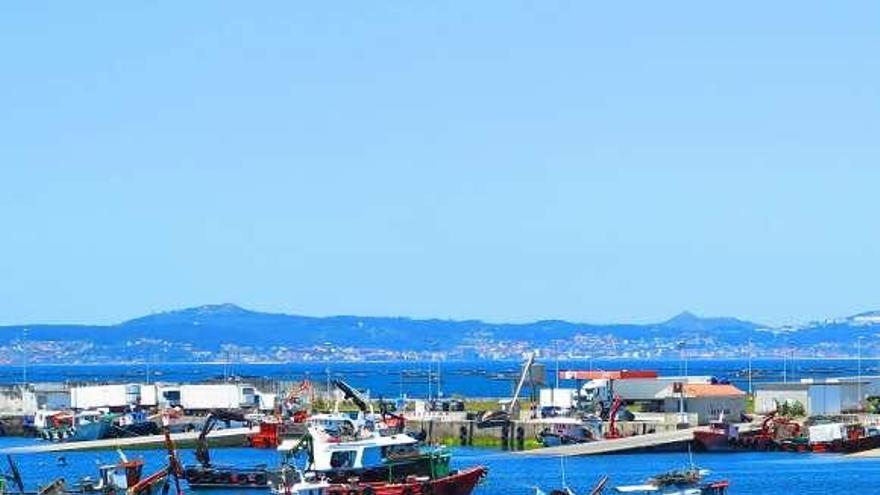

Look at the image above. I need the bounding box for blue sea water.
[1,358,876,398]
[1,438,877,495]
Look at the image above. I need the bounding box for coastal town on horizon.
[2,304,879,364]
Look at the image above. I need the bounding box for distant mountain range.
[0,303,877,363]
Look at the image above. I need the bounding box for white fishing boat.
[613,481,728,495]
[270,464,330,495]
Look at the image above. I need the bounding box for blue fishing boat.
[39,411,112,442]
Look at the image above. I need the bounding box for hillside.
[0,304,876,363]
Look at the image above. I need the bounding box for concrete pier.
[407,418,683,451]
[0,426,257,454]
[514,427,700,456]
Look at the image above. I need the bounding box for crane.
[194,410,248,468]
[478,351,537,427]
[604,395,623,439]
[507,351,537,417]
[331,379,372,414]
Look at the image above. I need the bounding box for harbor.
[0,357,876,495]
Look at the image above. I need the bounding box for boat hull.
[184,465,270,489]
[325,466,487,495]
[693,431,735,452]
[106,421,161,439]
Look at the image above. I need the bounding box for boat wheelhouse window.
[330,450,356,468]
[362,446,382,466]
[383,443,418,459]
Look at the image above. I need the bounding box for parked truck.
[168,384,274,413]
[70,384,157,410]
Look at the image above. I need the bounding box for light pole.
[858,336,864,411]
[21,328,28,388]
[782,346,787,383]
[747,339,753,396]
[678,341,688,379]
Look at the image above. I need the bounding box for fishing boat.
[183,410,271,490]
[6,415,185,495]
[787,422,880,454]
[270,463,486,495]
[272,377,487,495]
[724,413,880,454]
[38,411,112,443]
[612,465,728,495]
[68,453,147,494]
[613,481,729,495]
[692,413,740,453]
[693,423,738,453]
[536,417,602,447]
[281,424,451,484]
[104,411,160,439]
[269,465,331,495]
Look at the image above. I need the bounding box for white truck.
[70,384,156,410]
[171,384,274,412]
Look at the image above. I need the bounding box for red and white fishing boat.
[272,465,486,495]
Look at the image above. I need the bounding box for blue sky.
[1,2,878,326]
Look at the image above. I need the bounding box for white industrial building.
[660,383,746,424]
[542,370,746,425]
[754,376,880,416]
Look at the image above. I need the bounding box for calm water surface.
[2,438,877,495]
[1,358,877,398]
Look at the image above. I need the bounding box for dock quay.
[407,417,685,450]
[515,426,700,456]
[0,426,257,454]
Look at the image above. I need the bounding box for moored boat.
[272,376,487,495]
[281,423,451,485]
[272,465,486,495]
[183,410,271,490]
[104,411,160,439]
[693,422,738,453]
[38,411,112,443]
[612,457,727,495]
[613,480,728,495]
[536,417,602,447]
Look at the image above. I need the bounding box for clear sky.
[1,2,878,326]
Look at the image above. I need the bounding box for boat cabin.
[280,427,421,472]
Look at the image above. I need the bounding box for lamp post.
[747,339,753,396]
[677,341,688,379]
[858,336,864,411]
[783,346,787,383]
[21,328,28,388]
